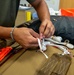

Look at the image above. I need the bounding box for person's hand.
[13,27,39,49]
[39,19,55,39]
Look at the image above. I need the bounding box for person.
[0,0,55,49]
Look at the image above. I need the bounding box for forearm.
[0,26,12,39]
[31,0,50,21]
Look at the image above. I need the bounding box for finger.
[47,28,54,37]
[28,37,38,44]
[30,29,39,38]
[24,44,39,49]
[44,24,55,37]
[50,25,55,36]
[23,44,38,49]
[46,33,51,38]
[40,33,44,39]
[29,44,38,47]
[52,26,55,35]
[39,22,47,34]
[43,24,50,37]
[28,44,39,50]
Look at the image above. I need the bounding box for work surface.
[0,46,74,75]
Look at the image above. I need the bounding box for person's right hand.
[13,27,39,49]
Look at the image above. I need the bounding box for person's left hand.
[39,19,55,39]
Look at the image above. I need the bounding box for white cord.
[37,38,48,59]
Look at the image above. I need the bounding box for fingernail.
[40,33,43,39]
[43,35,45,38]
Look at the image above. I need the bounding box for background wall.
[20,0,28,6]
[20,0,60,10]
[45,0,60,10]
[60,0,74,9]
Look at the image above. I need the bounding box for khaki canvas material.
[0,46,74,75]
